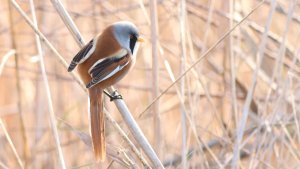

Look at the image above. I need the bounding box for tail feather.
[89,87,106,161]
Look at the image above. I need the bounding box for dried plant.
[1,0,300,168]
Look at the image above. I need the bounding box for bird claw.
[103,90,123,101]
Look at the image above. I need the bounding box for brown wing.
[68,39,95,72]
[86,55,130,88]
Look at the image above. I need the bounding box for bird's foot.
[103,90,123,101]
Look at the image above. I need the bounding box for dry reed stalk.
[247,126,272,168]
[245,2,298,165]
[287,44,300,144]
[229,0,238,129]
[279,119,300,160]
[138,1,264,118]
[275,0,295,80]
[184,13,211,168]
[55,118,134,168]
[91,0,98,35]
[28,0,66,168]
[186,1,239,138]
[193,13,279,111]
[185,3,219,27]
[149,0,161,156]
[101,2,131,21]
[104,110,151,168]
[7,1,30,166]
[9,0,85,91]
[261,0,296,116]
[49,0,85,46]
[0,119,24,169]
[231,1,273,168]
[184,18,202,153]
[0,50,15,76]
[179,0,187,168]
[223,119,296,167]
[49,0,164,168]
[150,36,229,138]
[263,29,300,165]
[200,0,215,53]
[189,1,295,58]
[235,46,277,90]
[106,86,164,168]
[164,60,222,167]
[138,0,150,25]
[0,162,9,169]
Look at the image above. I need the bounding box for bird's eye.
[129,33,139,39]
[129,34,137,54]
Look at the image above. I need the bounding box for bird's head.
[112,21,144,55]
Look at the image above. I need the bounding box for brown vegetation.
[1,0,300,168]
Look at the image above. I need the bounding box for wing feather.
[68,39,96,72]
[86,54,129,89]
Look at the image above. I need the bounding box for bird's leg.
[103,90,123,101]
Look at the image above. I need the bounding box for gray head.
[112,21,141,54]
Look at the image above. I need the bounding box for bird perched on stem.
[68,21,144,161]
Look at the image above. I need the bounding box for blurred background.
[1,0,300,168]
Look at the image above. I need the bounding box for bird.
[68,21,144,161]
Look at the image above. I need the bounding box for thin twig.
[164,59,223,167]
[50,0,85,46]
[179,0,187,168]
[104,111,151,168]
[200,0,215,53]
[231,1,275,168]
[262,0,296,115]
[138,0,150,25]
[229,0,238,132]
[187,0,295,58]
[0,50,15,76]
[7,1,30,166]
[149,0,161,157]
[9,0,85,91]
[107,87,164,169]
[0,119,24,169]
[0,161,9,169]
[29,0,66,168]
[138,1,265,118]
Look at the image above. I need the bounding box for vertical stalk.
[229,0,238,131]
[149,0,161,156]
[0,119,24,169]
[179,0,187,168]
[110,95,164,168]
[7,1,30,167]
[0,50,15,75]
[28,0,66,168]
[231,1,276,168]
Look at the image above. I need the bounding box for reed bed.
[1,0,300,168]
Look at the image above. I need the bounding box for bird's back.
[77,26,122,86]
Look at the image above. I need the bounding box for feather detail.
[68,38,97,72]
[89,87,106,161]
[85,50,130,89]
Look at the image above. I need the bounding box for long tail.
[88,87,106,161]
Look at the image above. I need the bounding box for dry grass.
[1,0,300,168]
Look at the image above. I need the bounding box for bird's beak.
[137,37,145,43]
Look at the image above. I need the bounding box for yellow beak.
[137,37,145,43]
